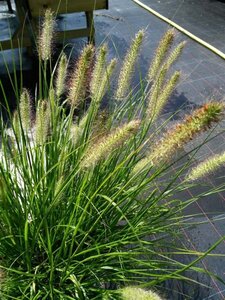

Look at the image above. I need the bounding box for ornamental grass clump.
[0,11,225,299]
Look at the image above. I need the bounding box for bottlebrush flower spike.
[148,29,175,81]
[164,41,186,71]
[80,120,140,169]
[35,100,50,145]
[12,110,20,136]
[91,110,109,142]
[186,151,225,181]
[146,40,185,123]
[19,88,32,131]
[121,287,162,300]
[115,30,144,100]
[147,67,168,118]
[93,58,117,104]
[90,43,108,97]
[70,113,89,145]
[133,102,224,173]
[55,52,68,98]
[147,71,180,122]
[38,9,55,61]
[68,44,94,108]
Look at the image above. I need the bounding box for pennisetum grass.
[148,29,175,82]
[68,44,94,108]
[120,287,163,300]
[19,88,33,131]
[35,99,50,145]
[146,70,180,122]
[38,9,55,62]
[186,150,225,182]
[90,43,108,97]
[115,30,144,100]
[80,119,140,169]
[55,52,68,98]
[134,102,224,174]
[0,10,224,300]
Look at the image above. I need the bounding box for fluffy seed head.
[68,44,94,108]
[55,52,68,98]
[133,102,224,173]
[93,58,117,104]
[147,71,180,122]
[38,9,55,61]
[164,41,186,71]
[147,67,168,118]
[70,123,81,145]
[146,40,185,123]
[90,43,108,97]
[49,87,56,107]
[120,287,163,300]
[91,110,109,142]
[80,120,140,169]
[53,176,65,207]
[150,102,224,164]
[35,100,50,145]
[148,29,175,81]
[70,113,89,145]
[19,88,32,131]
[12,110,20,136]
[186,151,225,182]
[115,30,144,100]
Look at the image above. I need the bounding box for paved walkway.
[94,0,225,202]
[0,0,224,298]
[95,0,225,108]
[140,0,225,52]
[95,2,225,298]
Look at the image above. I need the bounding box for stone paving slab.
[94,2,225,298]
[0,0,224,298]
[140,0,225,52]
[95,0,225,108]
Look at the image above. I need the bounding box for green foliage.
[0,11,224,299]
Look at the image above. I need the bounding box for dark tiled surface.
[89,2,225,297]
[140,0,225,52]
[0,0,224,298]
[94,0,225,110]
